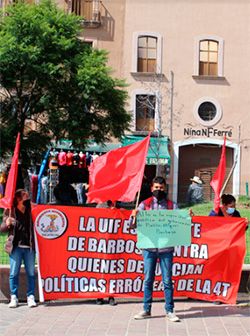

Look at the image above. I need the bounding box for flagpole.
[135,188,142,210]
[220,125,241,196]
[134,132,151,211]
[210,135,226,213]
[220,151,237,197]
[131,186,142,227]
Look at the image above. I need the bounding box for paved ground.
[0,294,249,336]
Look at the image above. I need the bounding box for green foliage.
[182,202,213,216]
[182,199,250,220]
[238,195,250,208]
[0,0,131,165]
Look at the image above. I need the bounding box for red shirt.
[66,152,73,166]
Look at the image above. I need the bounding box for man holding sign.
[131,176,181,322]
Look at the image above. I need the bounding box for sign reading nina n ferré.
[184,127,232,138]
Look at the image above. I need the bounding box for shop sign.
[146,157,169,165]
[184,127,232,138]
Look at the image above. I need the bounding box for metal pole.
[220,125,241,196]
[156,89,162,176]
[170,71,174,142]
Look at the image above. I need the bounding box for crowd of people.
[0,171,247,323]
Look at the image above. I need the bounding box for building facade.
[3,0,249,203]
[64,0,250,203]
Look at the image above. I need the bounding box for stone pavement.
[0,295,249,336]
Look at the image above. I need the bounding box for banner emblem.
[35,209,68,239]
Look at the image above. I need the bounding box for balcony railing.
[70,0,102,28]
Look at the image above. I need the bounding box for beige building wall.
[56,0,126,78]
[48,0,250,200]
[120,0,250,200]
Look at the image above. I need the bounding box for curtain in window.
[199,40,218,76]
[137,36,157,73]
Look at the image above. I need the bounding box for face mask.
[152,190,166,201]
[226,207,235,215]
[23,199,31,208]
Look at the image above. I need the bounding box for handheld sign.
[136,210,191,249]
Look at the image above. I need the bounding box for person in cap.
[186,176,204,206]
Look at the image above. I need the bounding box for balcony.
[70,0,102,28]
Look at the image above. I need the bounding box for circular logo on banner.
[35,209,68,239]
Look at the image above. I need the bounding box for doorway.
[178,143,233,203]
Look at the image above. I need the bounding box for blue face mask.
[226,207,235,215]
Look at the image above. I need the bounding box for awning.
[54,136,171,165]
[122,135,171,165]
[85,142,121,153]
[53,139,121,153]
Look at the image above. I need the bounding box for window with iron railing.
[71,0,100,22]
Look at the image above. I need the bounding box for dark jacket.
[0,207,35,250]
[186,183,204,205]
[53,182,78,205]
[209,208,241,217]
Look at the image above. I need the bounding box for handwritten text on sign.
[137,210,192,249]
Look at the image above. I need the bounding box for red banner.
[87,134,150,203]
[32,205,247,304]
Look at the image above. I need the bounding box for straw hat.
[190,176,202,184]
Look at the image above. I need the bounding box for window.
[194,36,224,77]
[135,94,156,131]
[199,40,218,76]
[82,40,93,47]
[138,36,157,73]
[78,37,97,48]
[132,32,162,74]
[194,97,222,126]
[198,102,216,121]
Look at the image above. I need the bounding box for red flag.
[210,137,226,213]
[87,134,150,203]
[0,133,21,209]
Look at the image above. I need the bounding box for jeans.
[143,249,174,313]
[9,247,36,297]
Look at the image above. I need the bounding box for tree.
[135,70,183,175]
[0,0,131,165]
